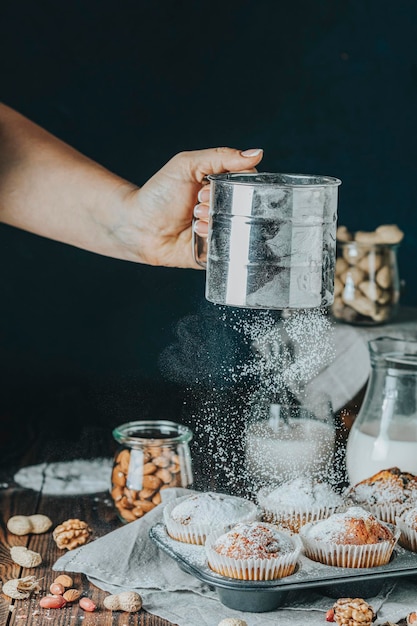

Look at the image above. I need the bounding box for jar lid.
[112,420,193,447]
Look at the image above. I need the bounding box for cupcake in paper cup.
[299,506,400,568]
[163,492,260,545]
[205,521,301,581]
[346,467,417,523]
[396,507,417,552]
[258,477,344,533]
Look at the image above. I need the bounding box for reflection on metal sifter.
[193,173,341,310]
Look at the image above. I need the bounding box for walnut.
[333,598,375,626]
[53,519,92,550]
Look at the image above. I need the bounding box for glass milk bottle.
[346,337,417,485]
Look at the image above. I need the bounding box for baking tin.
[150,523,417,613]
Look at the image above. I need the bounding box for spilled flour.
[14,458,112,495]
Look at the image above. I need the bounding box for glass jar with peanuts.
[332,224,402,325]
[111,420,193,523]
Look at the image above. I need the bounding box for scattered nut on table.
[50,582,65,595]
[332,597,375,626]
[408,612,417,625]
[10,545,42,568]
[2,576,42,600]
[103,591,142,612]
[39,595,67,609]
[7,514,53,535]
[217,619,248,626]
[79,597,97,612]
[53,574,73,587]
[63,589,81,602]
[53,518,92,550]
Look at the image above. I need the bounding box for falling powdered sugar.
[162,306,337,494]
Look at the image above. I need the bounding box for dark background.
[1,0,416,460]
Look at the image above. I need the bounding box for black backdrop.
[1,0,417,457]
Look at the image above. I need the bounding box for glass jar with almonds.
[111,420,193,523]
[332,224,403,325]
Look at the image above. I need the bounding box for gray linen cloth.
[54,488,417,626]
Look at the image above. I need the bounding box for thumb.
[173,147,264,183]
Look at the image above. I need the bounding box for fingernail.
[193,204,205,217]
[197,188,210,203]
[241,148,263,157]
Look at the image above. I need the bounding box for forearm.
[0,103,142,261]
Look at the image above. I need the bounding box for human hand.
[124,147,263,268]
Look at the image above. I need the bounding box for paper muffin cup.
[347,499,410,524]
[299,521,400,568]
[258,494,341,533]
[396,513,417,552]
[163,494,261,545]
[205,526,302,581]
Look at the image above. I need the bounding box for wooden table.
[0,424,176,626]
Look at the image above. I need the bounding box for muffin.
[258,477,344,533]
[299,506,400,568]
[205,521,301,581]
[346,467,417,523]
[163,492,260,545]
[395,506,417,552]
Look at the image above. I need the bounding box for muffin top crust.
[213,522,295,560]
[169,492,257,527]
[302,506,393,545]
[348,467,417,505]
[260,477,343,510]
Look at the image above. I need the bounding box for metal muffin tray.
[150,523,417,612]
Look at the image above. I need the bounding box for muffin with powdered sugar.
[396,506,417,552]
[258,476,344,533]
[346,467,417,523]
[299,505,399,568]
[163,492,260,545]
[205,521,301,580]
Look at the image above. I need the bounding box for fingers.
[171,147,264,183]
[193,165,260,221]
[193,219,208,237]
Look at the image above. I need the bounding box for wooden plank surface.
[0,426,176,626]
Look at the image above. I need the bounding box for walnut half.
[53,519,92,550]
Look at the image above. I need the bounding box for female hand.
[128,147,263,268]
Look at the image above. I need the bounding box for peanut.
[2,576,41,599]
[79,597,97,612]
[103,591,142,612]
[375,224,404,244]
[335,256,349,275]
[10,546,42,568]
[354,230,381,244]
[336,225,352,242]
[218,620,248,626]
[7,514,52,536]
[40,595,66,609]
[49,583,65,595]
